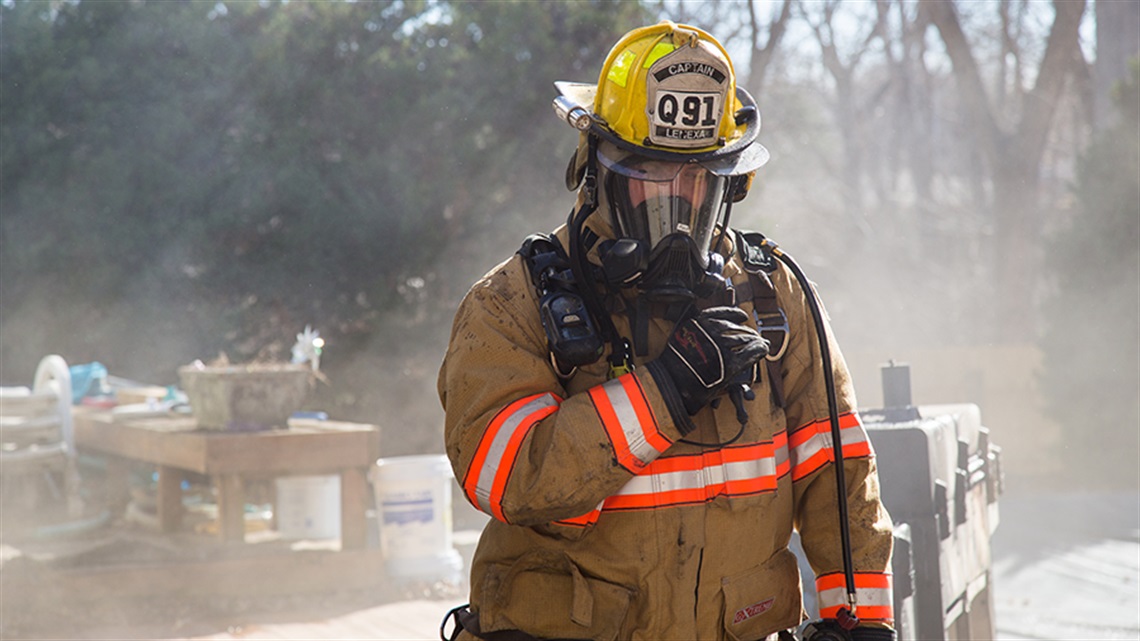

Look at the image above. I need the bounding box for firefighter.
[439,21,895,641]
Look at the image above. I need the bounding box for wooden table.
[73,409,380,549]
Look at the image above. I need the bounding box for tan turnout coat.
[438,214,893,641]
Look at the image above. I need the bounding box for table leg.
[215,474,245,543]
[156,465,183,533]
[103,456,131,516]
[340,467,369,550]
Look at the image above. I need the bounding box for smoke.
[1,4,1136,638]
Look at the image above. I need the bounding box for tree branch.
[922,0,1004,159]
[1015,0,1086,161]
[745,0,791,93]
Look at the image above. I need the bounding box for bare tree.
[923,0,1088,341]
[742,0,793,93]
[796,0,887,233]
[648,0,793,99]
[874,0,941,250]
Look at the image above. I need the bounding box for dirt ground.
[1,534,463,640]
[0,491,465,641]
[2,470,1136,641]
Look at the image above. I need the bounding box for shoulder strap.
[518,233,568,288]
[517,233,604,378]
[734,229,778,274]
[733,229,789,408]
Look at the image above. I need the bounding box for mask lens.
[600,142,726,261]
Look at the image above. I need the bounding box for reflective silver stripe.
[774,437,790,471]
[842,424,869,447]
[599,377,662,466]
[790,430,829,469]
[618,468,707,496]
[818,585,894,609]
[725,457,777,482]
[612,455,777,497]
[473,393,559,514]
[790,423,869,470]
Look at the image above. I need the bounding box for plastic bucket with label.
[371,454,463,583]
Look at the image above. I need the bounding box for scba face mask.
[596,225,729,305]
[599,141,727,261]
[599,141,729,299]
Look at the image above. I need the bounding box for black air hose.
[763,238,859,618]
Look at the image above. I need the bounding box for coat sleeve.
[437,256,687,527]
[776,267,895,628]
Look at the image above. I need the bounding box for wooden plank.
[143,431,210,472]
[73,411,209,472]
[74,410,379,475]
[203,427,379,474]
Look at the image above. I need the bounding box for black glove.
[646,306,768,434]
[850,626,895,641]
[802,621,895,641]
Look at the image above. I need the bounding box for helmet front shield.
[597,141,727,263]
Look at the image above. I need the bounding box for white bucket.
[371,454,463,583]
[275,475,340,540]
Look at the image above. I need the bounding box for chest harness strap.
[519,228,791,411]
[734,230,790,409]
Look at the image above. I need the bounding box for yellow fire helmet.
[555,21,769,188]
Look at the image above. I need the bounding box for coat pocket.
[721,548,805,641]
[480,549,634,641]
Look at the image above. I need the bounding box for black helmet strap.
[567,134,633,377]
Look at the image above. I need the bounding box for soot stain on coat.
[673,526,698,578]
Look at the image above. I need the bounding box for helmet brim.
[554,81,769,176]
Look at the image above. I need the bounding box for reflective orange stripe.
[789,412,873,481]
[589,373,671,472]
[463,392,561,523]
[554,509,600,528]
[816,572,891,591]
[816,572,893,622]
[817,604,894,622]
[553,435,789,526]
[622,373,669,449]
[604,437,786,510]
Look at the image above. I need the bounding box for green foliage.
[0,1,636,316]
[3,1,242,296]
[1039,59,1140,488]
[0,0,644,437]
